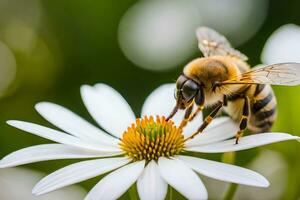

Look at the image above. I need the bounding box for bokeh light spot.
[193,0,269,46]
[3,22,37,53]
[118,0,268,71]
[261,24,300,64]
[0,41,17,96]
[118,0,200,71]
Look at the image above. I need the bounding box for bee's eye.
[174,89,180,99]
[176,75,188,89]
[182,80,198,101]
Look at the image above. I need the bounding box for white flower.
[0,83,298,200]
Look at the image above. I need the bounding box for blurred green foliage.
[0,0,300,199]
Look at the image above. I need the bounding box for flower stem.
[169,186,173,200]
[222,152,238,200]
[223,183,238,200]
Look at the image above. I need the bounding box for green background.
[0,0,300,199]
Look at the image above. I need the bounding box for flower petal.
[80,84,135,138]
[33,157,130,195]
[85,161,145,200]
[158,157,207,200]
[35,102,118,146]
[178,156,269,187]
[137,160,167,200]
[0,144,122,168]
[7,120,120,152]
[141,84,185,126]
[186,133,299,153]
[182,109,203,138]
[186,117,238,147]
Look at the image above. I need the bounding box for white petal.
[186,133,299,153]
[178,156,269,187]
[0,144,122,168]
[158,157,207,200]
[85,161,145,200]
[137,160,167,200]
[182,109,203,138]
[7,120,120,152]
[33,157,130,195]
[261,24,300,64]
[35,102,118,146]
[141,84,185,126]
[186,117,238,147]
[80,84,135,138]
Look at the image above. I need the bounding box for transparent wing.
[221,63,300,86]
[196,26,248,61]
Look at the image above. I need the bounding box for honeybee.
[167,27,300,144]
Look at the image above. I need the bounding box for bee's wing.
[220,63,300,86]
[196,27,248,61]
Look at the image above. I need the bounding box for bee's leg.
[185,101,223,141]
[188,105,204,123]
[179,104,194,128]
[235,96,250,144]
[187,86,205,122]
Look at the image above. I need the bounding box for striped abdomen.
[248,84,277,133]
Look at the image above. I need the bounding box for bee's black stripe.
[252,92,273,114]
[249,85,277,133]
[254,84,266,96]
[256,121,273,129]
[255,107,276,121]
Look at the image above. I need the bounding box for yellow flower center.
[119,116,185,161]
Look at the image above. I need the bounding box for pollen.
[119,116,185,161]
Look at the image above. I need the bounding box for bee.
[167,27,300,144]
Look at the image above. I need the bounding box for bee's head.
[175,74,200,109]
[166,74,203,121]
